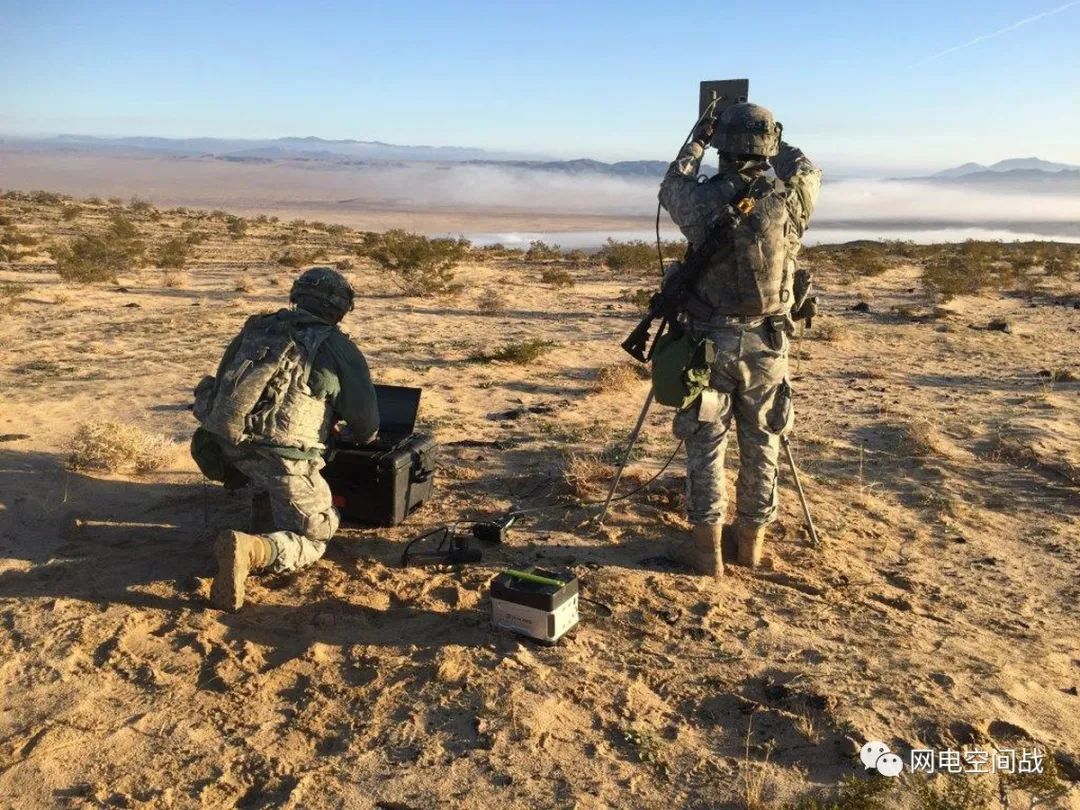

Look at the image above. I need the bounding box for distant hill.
[932,157,1079,177]
[464,158,669,177]
[2,134,545,163]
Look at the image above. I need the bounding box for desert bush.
[2,229,39,247]
[0,281,30,314]
[68,420,174,474]
[128,198,153,214]
[234,274,255,293]
[60,204,82,222]
[29,190,64,205]
[368,230,469,296]
[108,214,140,241]
[603,238,656,273]
[592,362,648,394]
[526,240,563,261]
[334,258,354,271]
[477,292,509,315]
[226,216,248,240]
[813,320,847,342]
[603,238,684,273]
[783,775,896,810]
[561,453,608,499]
[156,238,190,269]
[620,287,654,312]
[922,241,1015,302]
[469,338,555,364]
[51,229,144,284]
[1044,247,1078,278]
[324,223,348,237]
[162,271,187,288]
[540,267,575,288]
[276,249,307,267]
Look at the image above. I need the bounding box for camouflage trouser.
[223,447,339,574]
[672,319,793,527]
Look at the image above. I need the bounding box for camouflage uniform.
[222,448,339,574]
[193,307,378,574]
[659,138,821,529]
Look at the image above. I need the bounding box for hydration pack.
[194,313,333,451]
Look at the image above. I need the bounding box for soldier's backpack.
[194,313,333,451]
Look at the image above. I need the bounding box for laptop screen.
[375,384,421,438]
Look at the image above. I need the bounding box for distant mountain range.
[3,134,1079,191]
[932,157,1079,177]
[2,134,545,163]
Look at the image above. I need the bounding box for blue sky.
[1,0,1078,171]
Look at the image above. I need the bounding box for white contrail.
[918,0,1078,63]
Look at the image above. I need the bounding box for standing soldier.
[659,102,821,576]
[191,267,379,610]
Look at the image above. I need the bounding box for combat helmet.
[713,102,782,158]
[289,266,355,323]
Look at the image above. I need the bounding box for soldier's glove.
[770,141,808,182]
[791,295,818,324]
[692,116,716,146]
[791,267,816,324]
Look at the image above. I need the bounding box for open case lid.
[375,384,422,438]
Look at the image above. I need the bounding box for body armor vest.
[694,174,796,317]
[197,313,333,452]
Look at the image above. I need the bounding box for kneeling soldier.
[191,267,379,610]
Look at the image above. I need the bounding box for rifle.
[620,206,741,364]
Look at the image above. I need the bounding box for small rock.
[1065,684,1079,696]
[987,319,1011,333]
[850,301,871,313]
[123,302,141,308]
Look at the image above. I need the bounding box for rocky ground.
[0,195,1078,809]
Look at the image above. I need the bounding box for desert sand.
[1,196,1079,808]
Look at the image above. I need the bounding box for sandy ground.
[1,199,1079,808]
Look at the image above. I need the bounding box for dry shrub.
[525,240,563,261]
[621,287,654,312]
[469,339,555,364]
[1,281,30,313]
[477,292,509,315]
[68,421,175,474]
[814,321,848,343]
[592,362,648,394]
[234,275,255,293]
[562,453,608,499]
[921,240,1016,302]
[602,238,682,273]
[162,271,187,288]
[367,230,469,296]
[156,238,190,270]
[540,267,575,288]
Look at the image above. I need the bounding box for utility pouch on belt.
[651,329,714,409]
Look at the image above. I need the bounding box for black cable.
[656,98,721,273]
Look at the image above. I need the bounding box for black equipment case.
[324,385,437,527]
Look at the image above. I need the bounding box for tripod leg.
[595,388,655,525]
[781,435,821,548]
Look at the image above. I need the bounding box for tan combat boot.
[674,523,725,577]
[211,530,275,612]
[735,522,766,568]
